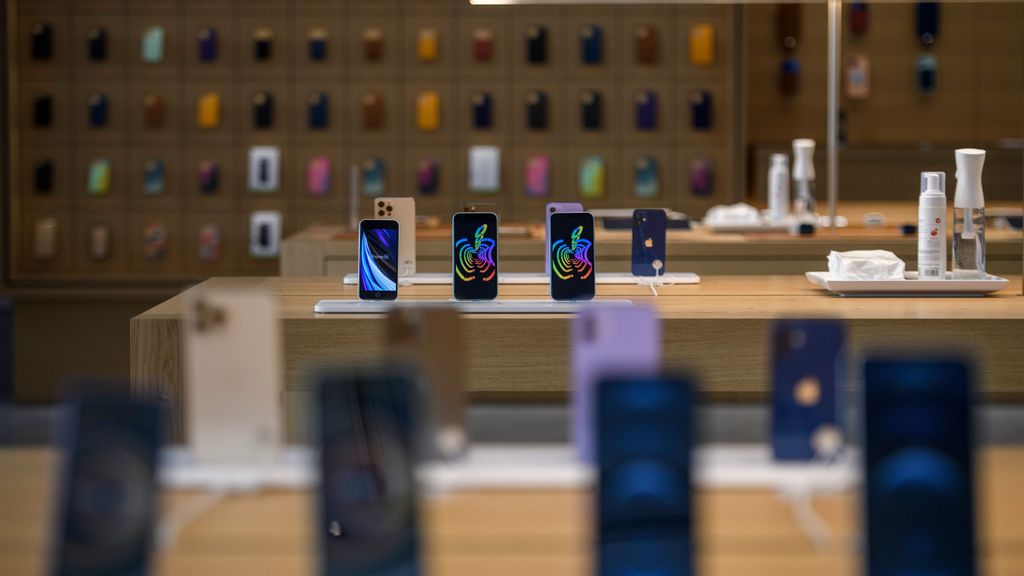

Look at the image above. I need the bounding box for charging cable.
[780,425,845,551]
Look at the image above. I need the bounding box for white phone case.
[249,211,282,258]
[375,197,416,276]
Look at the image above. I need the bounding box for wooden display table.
[2,447,1024,576]
[130,276,1024,443]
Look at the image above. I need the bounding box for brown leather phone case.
[634,24,659,65]
[363,27,384,62]
[143,94,165,129]
[362,92,384,129]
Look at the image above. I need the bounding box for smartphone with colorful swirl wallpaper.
[452,212,499,301]
[358,220,399,301]
[549,212,596,301]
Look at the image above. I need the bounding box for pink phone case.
[307,155,331,197]
[525,155,550,197]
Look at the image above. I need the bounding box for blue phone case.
[363,158,386,197]
[88,94,108,128]
[143,160,165,195]
[864,358,974,576]
[771,319,845,460]
[580,25,604,64]
[631,209,667,276]
[634,90,658,130]
[308,35,327,62]
[689,90,712,130]
[307,92,329,129]
[916,2,940,45]
[472,91,493,129]
[198,28,218,62]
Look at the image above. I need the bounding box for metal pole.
[827,0,842,232]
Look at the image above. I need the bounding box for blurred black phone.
[52,395,162,576]
[598,374,694,576]
[0,299,11,401]
[317,366,419,576]
[864,358,975,576]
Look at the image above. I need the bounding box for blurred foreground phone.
[387,306,467,458]
[51,395,161,576]
[598,374,694,576]
[864,358,974,576]
[549,211,595,301]
[631,209,667,277]
[359,219,399,301]
[771,319,845,460]
[375,197,416,277]
[185,288,282,464]
[317,366,420,576]
[571,305,661,462]
[452,211,499,301]
[545,202,584,275]
[0,299,11,401]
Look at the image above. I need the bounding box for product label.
[917,213,944,278]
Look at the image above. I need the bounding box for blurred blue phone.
[771,319,845,460]
[598,374,694,576]
[317,366,419,576]
[864,358,974,576]
[631,209,667,277]
[52,395,162,576]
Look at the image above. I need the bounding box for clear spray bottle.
[791,139,817,223]
[952,148,987,279]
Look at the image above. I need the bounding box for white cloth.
[704,203,760,226]
[827,250,906,280]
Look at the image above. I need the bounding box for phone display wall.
[5,0,738,282]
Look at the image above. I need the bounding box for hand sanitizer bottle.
[952,148,987,279]
[917,172,946,280]
[768,153,790,224]
[791,139,817,223]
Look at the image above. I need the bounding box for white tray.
[314,299,635,314]
[343,272,700,286]
[806,271,1009,296]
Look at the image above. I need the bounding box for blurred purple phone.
[571,305,661,463]
[546,202,584,276]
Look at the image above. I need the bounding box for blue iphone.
[771,319,845,460]
[598,374,694,576]
[631,209,667,277]
[864,358,974,576]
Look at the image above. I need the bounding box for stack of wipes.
[704,203,760,226]
[827,250,906,280]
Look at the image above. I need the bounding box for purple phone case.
[545,202,584,275]
[571,305,661,463]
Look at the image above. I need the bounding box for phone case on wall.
[253,28,274,61]
[33,95,52,128]
[89,224,111,262]
[250,211,282,258]
[417,28,439,63]
[471,91,493,129]
[689,23,715,67]
[850,2,869,36]
[473,27,494,62]
[468,145,500,193]
[634,24,659,64]
[387,307,467,459]
[916,53,938,95]
[185,288,282,463]
[197,223,221,261]
[252,92,274,129]
[689,89,712,130]
[364,27,384,62]
[143,160,165,195]
[525,155,550,197]
[363,92,384,130]
[198,92,221,129]
[572,305,661,462]
[248,146,280,193]
[88,94,108,128]
[416,159,439,195]
[198,27,218,62]
[307,155,331,197]
[579,156,605,198]
[141,26,165,63]
[580,25,603,65]
[88,159,111,195]
[88,27,107,61]
[690,157,714,197]
[635,90,658,131]
[31,23,53,60]
[780,58,800,95]
[846,54,871,100]
[375,197,417,276]
[771,319,845,461]
[416,90,441,132]
[142,223,167,261]
[526,91,548,130]
[308,27,328,62]
[143,94,165,129]
[35,159,54,193]
[633,156,660,199]
[580,91,603,131]
[34,218,58,260]
[778,4,802,50]
[916,2,940,45]
[526,25,548,64]
[362,158,385,197]
[198,160,219,194]
[307,92,329,129]
[632,209,667,275]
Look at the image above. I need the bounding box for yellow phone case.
[416,90,440,132]
[417,28,439,62]
[689,23,715,67]
[197,92,221,129]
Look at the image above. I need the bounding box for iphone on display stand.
[545,202,584,276]
[359,219,400,301]
[549,211,596,301]
[452,211,499,301]
[631,209,667,277]
[375,197,416,277]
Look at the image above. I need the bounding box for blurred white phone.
[375,197,416,276]
[184,288,282,464]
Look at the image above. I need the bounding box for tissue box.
[827,250,906,280]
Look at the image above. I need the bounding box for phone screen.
[549,212,595,301]
[54,397,161,576]
[864,359,974,576]
[318,369,418,576]
[359,220,399,301]
[452,212,499,301]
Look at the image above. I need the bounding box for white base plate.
[343,272,700,286]
[807,271,1009,296]
[314,299,635,314]
[160,447,316,491]
[704,222,792,234]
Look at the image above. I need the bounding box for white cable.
[780,430,845,551]
[156,490,228,551]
